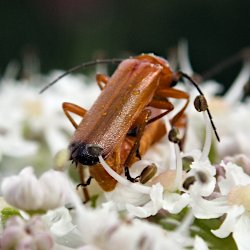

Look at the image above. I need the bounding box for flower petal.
[193,236,209,250]
[233,211,250,250]
[39,170,68,210]
[190,194,228,219]
[212,205,245,238]
[126,184,164,218]
[219,162,250,195]
[1,167,44,211]
[162,193,190,214]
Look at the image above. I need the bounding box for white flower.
[184,160,250,249]
[1,166,68,211]
[0,83,38,161]
[185,159,216,197]
[210,162,250,249]
[0,216,54,250]
[43,207,84,248]
[175,155,228,220]
[126,183,189,218]
[1,43,250,249]
[224,154,250,175]
[178,40,250,159]
[71,195,196,250]
[0,71,100,161]
[99,151,189,218]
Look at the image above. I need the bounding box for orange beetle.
[41,54,219,195]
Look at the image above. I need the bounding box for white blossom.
[210,162,250,248]
[1,43,250,250]
[0,83,38,160]
[1,166,69,211]
[69,192,196,250]
[42,207,84,248]
[0,70,99,168]
[0,216,54,250]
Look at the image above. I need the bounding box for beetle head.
[69,142,103,166]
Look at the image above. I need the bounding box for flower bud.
[1,166,68,212]
[0,216,54,250]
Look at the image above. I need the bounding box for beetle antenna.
[39,58,123,94]
[178,71,220,142]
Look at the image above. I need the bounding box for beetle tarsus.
[76,176,93,188]
[125,166,139,183]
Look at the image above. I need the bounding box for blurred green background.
[1,0,249,85]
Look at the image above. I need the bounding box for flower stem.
[99,156,151,194]
[200,112,212,161]
[173,144,183,191]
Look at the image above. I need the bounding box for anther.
[196,171,208,184]
[194,95,208,112]
[183,176,196,190]
[168,127,181,144]
[139,164,157,184]
[182,156,194,171]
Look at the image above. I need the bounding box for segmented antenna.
[179,71,220,142]
[39,58,123,94]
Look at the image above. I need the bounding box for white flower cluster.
[1,167,68,211]
[0,67,99,180]
[0,216,54,250]
[0,43,250,250]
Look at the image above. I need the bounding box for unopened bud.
[0,216,54,250]
[1,167,68,212]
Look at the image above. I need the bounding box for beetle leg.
[147,98,174,124]
[76,164,92,203]
[62,102,87,129]
[124,109,151,183]
[96,73,110,90]
[76,176,93,189]
[152,88,190,149]
[153,88,190,127]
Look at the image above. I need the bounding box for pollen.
[227,185,250,210]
